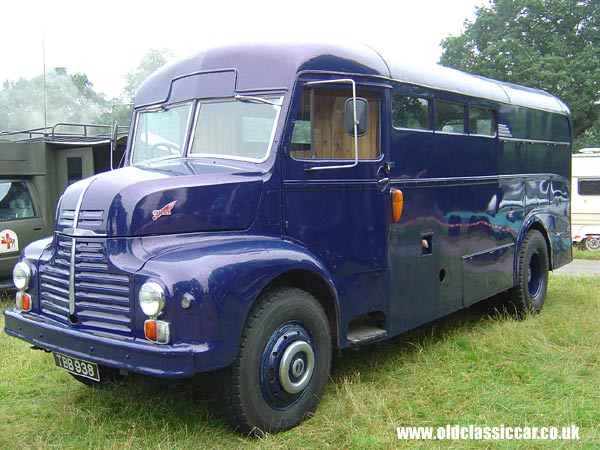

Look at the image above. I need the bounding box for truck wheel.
[583,236,600,252]
[221,287,332,435]
[511,230,549,317]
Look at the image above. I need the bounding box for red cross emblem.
[0,229,18,253]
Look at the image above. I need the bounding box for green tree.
[440,0,600,140]
[122,48,174,103]
[573,121,600,151]
[0,68,110,131]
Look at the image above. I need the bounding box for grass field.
[1,274,599,449]
[573,247,600,261]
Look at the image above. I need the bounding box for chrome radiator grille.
[58,208,105,229]
[39,234,132,335]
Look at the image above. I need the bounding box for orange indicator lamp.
[391,188,404,223]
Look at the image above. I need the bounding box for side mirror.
[345,97,369,137]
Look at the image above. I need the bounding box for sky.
[1,0,488,100]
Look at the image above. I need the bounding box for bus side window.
[392,94,430,130]
[469,106,496,136]
[291,88,380,160]
[435,101,466,134]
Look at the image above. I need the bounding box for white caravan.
[572,148,600,251]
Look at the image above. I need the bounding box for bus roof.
[381,52,569,114]
[136,41,569,115]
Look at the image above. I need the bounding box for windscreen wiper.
[234,95,281,106]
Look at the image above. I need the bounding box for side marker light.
[391,188,404,223]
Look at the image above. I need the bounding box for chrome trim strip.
[68,177,97,316]
[500,137,570,146]
[461,243,515,260]
[68,238,76,315]
[59,228,106,237]
[72,177,97,230]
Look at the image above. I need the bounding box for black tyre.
[511,230,549,317]
[221,287,332,435]
[583,236,600,252]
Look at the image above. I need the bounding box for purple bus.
[4,41,571,433]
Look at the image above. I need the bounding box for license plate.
[53,352,100,382]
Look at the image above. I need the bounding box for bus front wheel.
[511,230,549,317]
[220,287,332,435]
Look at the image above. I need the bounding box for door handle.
[377,166,390,191]
[377,177,390,187]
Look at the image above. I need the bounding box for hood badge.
[152,201,177,221]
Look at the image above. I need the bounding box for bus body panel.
[4,41,571,379]
[4,231,339,375]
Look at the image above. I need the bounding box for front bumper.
[4,308,216,378]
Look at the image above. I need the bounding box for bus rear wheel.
[510,230,549,318]
[221,287,332,435]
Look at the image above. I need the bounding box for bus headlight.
[13,262,31,291]
[138,281,165,317]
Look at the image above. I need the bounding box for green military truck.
[0,124,126,289]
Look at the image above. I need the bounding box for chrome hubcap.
[279,340,315,394]
[259,321,316,409]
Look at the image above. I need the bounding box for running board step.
[347,324,387,345]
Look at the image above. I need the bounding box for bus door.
[282,80,391,345]
[387,156,464,334]
[386,93,467,335]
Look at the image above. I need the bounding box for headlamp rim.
[13,262,31,291]
[138,281,166,317]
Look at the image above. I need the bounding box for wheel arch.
[514,217,553,284]
[139,236,341,370]
[259,269,340,349]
